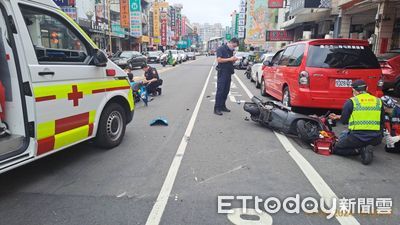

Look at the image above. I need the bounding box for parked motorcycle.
[244,63,253,80]
[160,53,177,67]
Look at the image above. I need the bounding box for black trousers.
[333,132,382,156]
[146,79,162,94]
[215,71,232,110]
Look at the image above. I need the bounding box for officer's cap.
[351,79,367,91]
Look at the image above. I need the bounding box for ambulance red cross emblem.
[68,85,83,107]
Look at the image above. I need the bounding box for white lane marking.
[233,74,360,225]
[145,63,216,225]
[234,74,254,100]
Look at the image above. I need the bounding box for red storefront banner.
[161,12,168,46]
[120,0,130,28]
[268,0,284,8]
[266,30,294,41]
[181,16,186,36]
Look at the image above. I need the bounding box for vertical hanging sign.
[130,0,142,37]
[238,0,246,38]
[153,2,160,37]
[120,0,130,28]
[160,12,168,46]
[181,16,186,36]
[177,12,182,37]
[170,7,176,31]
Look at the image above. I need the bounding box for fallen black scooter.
[244,97,378,165]
[243,96,328,144]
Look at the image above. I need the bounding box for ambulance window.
[20,6,89,64]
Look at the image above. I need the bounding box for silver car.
[250,53,275,88]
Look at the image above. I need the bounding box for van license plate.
[335,79,352,88]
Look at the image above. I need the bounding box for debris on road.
[150,117,169,126]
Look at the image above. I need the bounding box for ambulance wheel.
[95,103,127,149]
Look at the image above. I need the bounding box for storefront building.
[282,0,334,41]
[338,0,400,54]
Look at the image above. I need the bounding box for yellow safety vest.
[349,93,382,131]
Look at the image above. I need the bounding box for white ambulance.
[0,0,135,173]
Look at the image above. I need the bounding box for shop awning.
[339,0,364,10]
[281,10,332,30]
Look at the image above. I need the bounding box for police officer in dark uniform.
[142,64,162,96]
[214,38,240,116]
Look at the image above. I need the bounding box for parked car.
[147,51,163,63]
[111,51,147,69]
[250,53,275,88]
[261,39,384,109]
[187,52,196,60]
[233,52,250,69]
[178,50,188,62]
[377,49,400,95]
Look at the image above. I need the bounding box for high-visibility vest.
[349,93,382,131]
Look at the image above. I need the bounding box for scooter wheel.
[296,120,321,144]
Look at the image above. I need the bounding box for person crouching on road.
[125,68,134,81]
[329,80,384,165]
[214,38,240,116]
[381,95,400,153]
[141,64,162,96]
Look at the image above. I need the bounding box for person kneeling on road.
[141,64,162,96]
[381,95,400,153]
[329,80,384,165]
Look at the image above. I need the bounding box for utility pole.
[107,0,113,53]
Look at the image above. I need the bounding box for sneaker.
[360,147,373,165]
[157,88,162,96]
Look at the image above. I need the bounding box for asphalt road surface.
[0,57,399,225]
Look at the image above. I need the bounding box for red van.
[260,39,383,109]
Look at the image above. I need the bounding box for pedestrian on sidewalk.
[214,38,239,116]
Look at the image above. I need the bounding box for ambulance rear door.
[0,0,34,167]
